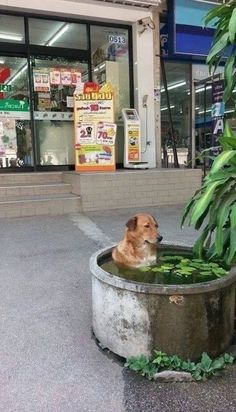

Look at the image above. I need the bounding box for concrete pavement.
[0,205,236,412]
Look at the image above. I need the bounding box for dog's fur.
[112,213,163,268]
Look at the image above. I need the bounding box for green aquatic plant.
[140,255,228,280]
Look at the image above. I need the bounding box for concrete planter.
[90,244,236,361]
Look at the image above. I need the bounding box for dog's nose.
[157,236,163,242]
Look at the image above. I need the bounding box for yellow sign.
[74,86,116,171]
[76,144,115,171]
[127,124,140,162]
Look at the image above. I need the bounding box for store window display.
[0,56,32,168]
[33,57,88,166]
[0,13,132,170]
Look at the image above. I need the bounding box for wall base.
[63,168,202,211]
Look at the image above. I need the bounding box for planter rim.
[90,243,236,295]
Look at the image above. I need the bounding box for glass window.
[0,56,32,168]
[32,57,88,166]
[29,19,87,50]
[0,14,25,43]
[193,63,235,170]
[90,25,130,123]
[161,62,191,168]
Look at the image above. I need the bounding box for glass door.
[160,61,191,168]
[194,79,213,173]
[0,56,33,169]
[32,56,88,167]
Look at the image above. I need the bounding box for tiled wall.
[66,169,202,212]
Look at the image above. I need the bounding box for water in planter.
[100,250,228,285]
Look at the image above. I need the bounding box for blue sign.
[169,0,215,57]
[160,21,168,56]
[211,80,224,156]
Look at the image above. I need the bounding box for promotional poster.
[74,82,117,172]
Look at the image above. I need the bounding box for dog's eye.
[144,224,150,228]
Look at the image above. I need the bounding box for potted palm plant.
[182,0,236,267]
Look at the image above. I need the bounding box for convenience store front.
[0,12,132,171]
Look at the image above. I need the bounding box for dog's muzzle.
[145,236,163,244]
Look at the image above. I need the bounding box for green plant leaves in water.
[139,266,150,272]
[150,255,227,281]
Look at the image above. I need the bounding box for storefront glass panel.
[91,25,130,122]
[0,15,25,43]
[29,19,87,49]
[193,63,235,171]
[32,57,88,166]
[0,56,32,168]
[91,25,130,163]
[161,61,191,168]
[0,14,132,170]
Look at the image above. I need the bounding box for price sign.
[96,122,117,145]
[75,122,95,146]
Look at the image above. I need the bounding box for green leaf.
[210,150,236,175]
[200,352,212,372]
[215,192,236,256]
[211,357,225,370]
[229,7,236,43]
[204,4,225,26]
[199,271,212,276]
[219,130,236,150]
[151,267,164,272]
[223,353,234,363]
[212,267,227,277]
[208,263,220,268]
[139,266,150,272]
[227,206,236,264]
[190,182,220,227]
[224,55,235,101]
[207,32,229,63]
[192,369,203,381]
[192,226,210,259]
[181,189,202,227]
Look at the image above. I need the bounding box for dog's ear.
[126,216,137,231]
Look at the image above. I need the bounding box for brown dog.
[112,213,163,268]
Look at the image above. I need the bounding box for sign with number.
[74,85,116,171]
[0,84,11,92]
[108,34,126,44]
[96,122,117,145]
[76,122,95,145]
[127,124,140,162]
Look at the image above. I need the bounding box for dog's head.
[125,213,163,245]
